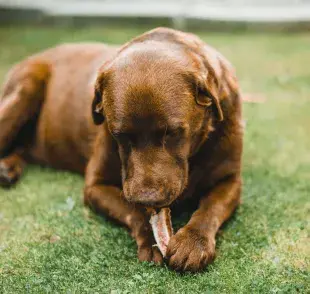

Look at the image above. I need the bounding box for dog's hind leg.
[0,59,50,187]
[0,152,26,187]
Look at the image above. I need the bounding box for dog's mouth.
[123,189,178,209]
[145,206,168,216]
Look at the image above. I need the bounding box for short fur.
[0,28,243,272]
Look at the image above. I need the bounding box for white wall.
[1,0,310,22]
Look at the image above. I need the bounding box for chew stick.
[149,208,173,257]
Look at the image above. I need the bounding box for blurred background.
[1,0,310,29]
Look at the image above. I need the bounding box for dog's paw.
[0,159,23,188]
[166,226,215,272]
[138,243,163,265]
[130,214,164,265]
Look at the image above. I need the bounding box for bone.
[149,208,173,257]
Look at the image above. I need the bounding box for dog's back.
[1,43,118,173]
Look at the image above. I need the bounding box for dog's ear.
[195,73,224,122]
[192,43,239,122]
[91,73,106,125]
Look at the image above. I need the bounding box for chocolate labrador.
[0,28,243,272]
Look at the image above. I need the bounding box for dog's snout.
[125,187,169,207]
[139,188,159,199]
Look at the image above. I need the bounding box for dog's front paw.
[138,242,163,265]
[166,226,215,272]
[132,221,164,265]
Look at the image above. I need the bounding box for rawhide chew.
[149,208,173,257]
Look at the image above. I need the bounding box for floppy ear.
[195,73,224,122]
[91,76,105,125]
[193,43,239,122]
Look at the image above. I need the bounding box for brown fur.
[0,28,243,272]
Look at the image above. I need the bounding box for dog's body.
[0,28,243,272]
[0,43,116,173]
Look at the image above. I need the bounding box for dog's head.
[92,28,238,208]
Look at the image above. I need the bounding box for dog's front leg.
[84,129,162,264]
[84,184,162,264]
[166,174,241,272]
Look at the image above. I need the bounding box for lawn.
[0,25,309,293]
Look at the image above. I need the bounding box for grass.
[0,25,309,293]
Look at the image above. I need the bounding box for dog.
[0,28,243,272]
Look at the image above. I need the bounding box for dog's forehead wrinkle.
[109,108,188,135]
[111,68,190,108]
[107,84,193,136]
[116,62,185,90]
[112,79,189,113]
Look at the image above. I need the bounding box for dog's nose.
[128,188,169,207]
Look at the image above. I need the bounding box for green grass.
[0,25,309,293]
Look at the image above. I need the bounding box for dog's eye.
[163,127,186,146]
[165,127,184,139]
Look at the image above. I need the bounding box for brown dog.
[0,28,243,272]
